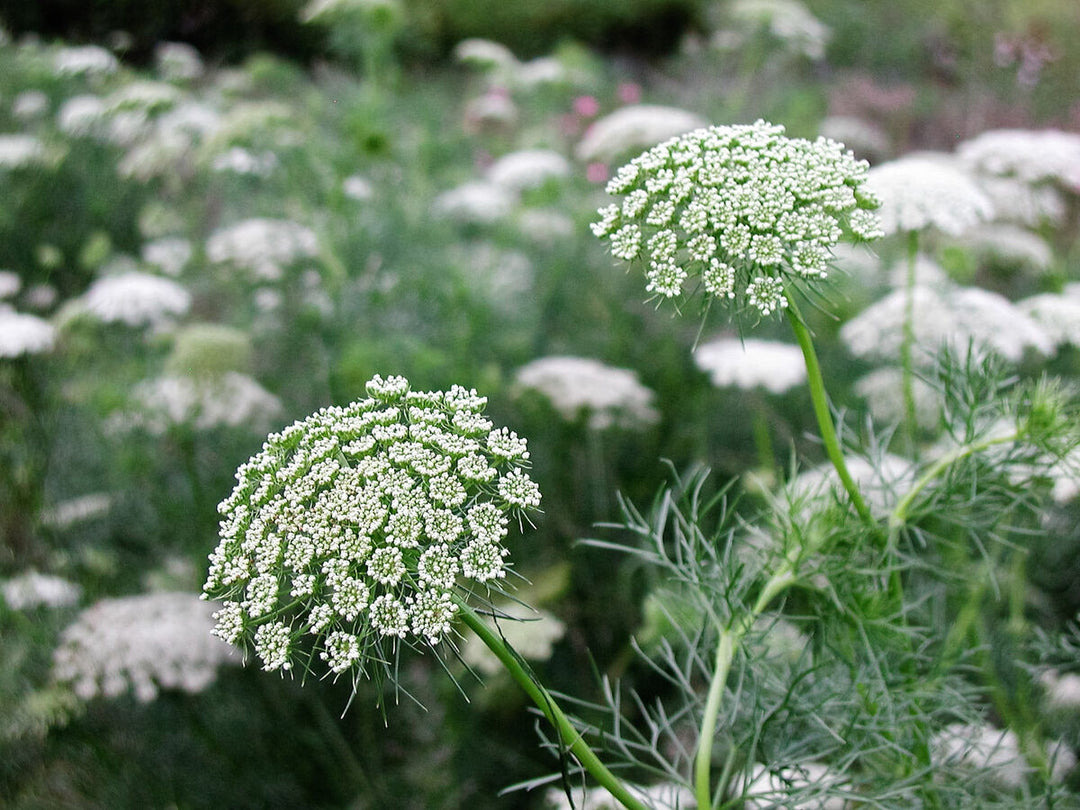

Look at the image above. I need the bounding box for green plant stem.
[694,561,798,809]
[900,230,920,455]
[455,599,649,810]
[783,294,873,524]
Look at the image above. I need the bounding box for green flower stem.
[455,599,649,810]
[783,293,874,524]
[694,561,798,809]
[900,230,920,454]
[888,429,1020,533]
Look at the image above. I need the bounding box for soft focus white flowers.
[932,722,1076,788]
[79,272,191,328]
[575,104,710,164]
[694,337,806,394]
[210,146,278,177]
[56,95,108,137]
[52,592,239,703]
[154,41,204,82]
[205,218,319,281]
[0,307,56,357]
[840,285,1053,364]
[39,493,113,529]
[789,452,915,517]
[0,134,49,169]
[727,0,832,60]
[1017,293,1080,351]
[543,781,695,810]
[514,356,660,430]
[0,271,21,300]
[485,149,571,192]
[53,45,119,78]
[2,571,82,611]
[957,128,1080,193]
[432,181,516,225]
[855,366,942,431]
[121,372,283,434]
[141,236,193,277]
[864,153,994,236]
[1040,669,1080,713]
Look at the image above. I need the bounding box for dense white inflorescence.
[122,372,283,434]
[575,104,710,164]
[957,128,1080,192]
[694,337,806,393]
[514,356,659,429]
[79,272,191,328]
[864,153,994,236]
[205,218,320,281]
[593,120,881,318]
[52,592,238,703]
[2,571,82,610]
[485,149,571,192]
[202,375,541,677]
[0,307,56,357]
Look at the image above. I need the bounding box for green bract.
[202,374,539,680]
[592,119,883,317]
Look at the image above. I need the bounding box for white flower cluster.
[728,0,832,61]
[0,134,49,169]
[121,372,283,435]
[0,307,56,357]
[957,128,1080,193]
[514,356,659,430]
[203,375,541,677]
[739,761,847,809]
[575,104,709,164]
[931,722,1075,789]
[52,592,238,703]
[864,153,994,236]
[205,218,320,281]
[79,271,191,328]
[2,571,82,610]
[543,781,694,810]
[53,45,119,78]
[460,607,566,676]
[694,337,806,394]
[592,120,881,318]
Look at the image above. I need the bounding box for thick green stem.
[783,294,874,524]
[456,600,649,810]
[900,230,920,454]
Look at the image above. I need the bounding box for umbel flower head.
[592,119,882,319]
[202,374,541,685]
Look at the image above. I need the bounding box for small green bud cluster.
[592,120,882,317]
[202,375,540,678]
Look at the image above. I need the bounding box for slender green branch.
[693,561,798,809]
[783,293,874,524]
[455,599,649,810]
[900,230,920,454]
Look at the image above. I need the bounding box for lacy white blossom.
[1040,669,1080,712]
[52,592,239,703]
[865,153,994,236]
[141,236,193,277]
[854,366,942,431]
[80,272,191,327]
[516,208,575,245]
[0,270,21,299]
[841,285,1053,364]
[342,174,374,200]
[594,120,880,317]
[0,308,56,357]
[451,242,534,314]
[0,134,48,169]
[2,571,81,610]
[56,95,107,137]
[949,223,1053,273]
[462,91,518,134]
[514,356,659,429]
[1017,293,1080,350]
[729,0,832,60]
[105,81,183,116]
[485,149,571,192]
[460,607,566,676]
[694,337,806,393]
[53,45,119,78]
[957,128,1080,192]
[121,372,282,434]
[13,90,49,121]
[739,761,847,809]
[454,38,519,73]
[932,722,1075,788]
[210,147,278,177]
[205,218,319,281]
[975,174,1066,227]
[39,493,113,529]
[203,375,541,677]
[154,41,205,82]
[432,181,516,225]
[575,104,709,163]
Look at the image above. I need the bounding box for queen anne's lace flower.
[203,375,541,680]
[514,356,659,430]
[79,272,191,328]
[594,120,879,318]
[205,218,319,281]
[52,592,238,703]
[0,308,56,357]
[957,128,1080,193]
[864,153,994,236]
[694,337,806,394]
